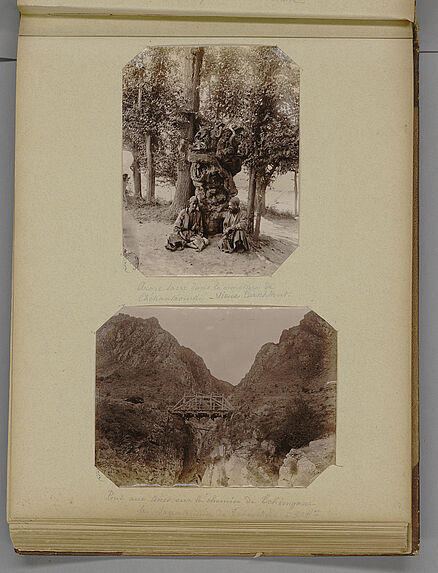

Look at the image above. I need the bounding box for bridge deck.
[171,393,233,417]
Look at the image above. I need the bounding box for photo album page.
[8,0,418,555]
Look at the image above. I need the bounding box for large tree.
[123,45,299,235]
[201,46,247,126]
[168,47,205,218]
[200,46,300,238]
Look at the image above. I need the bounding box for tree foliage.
[122,47,184,192]
[259,394,326,455]
[122,45,299,222]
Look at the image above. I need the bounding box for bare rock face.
[179,309,337,488]
[233,310,337,403]
[189,125,245,235]
[201,438,278,487]
[96,314,232,399]
[95,313,232,486]
[278,434,336,487]
[96,311,337,488]
[200,432,335,488]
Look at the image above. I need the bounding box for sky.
[121,306,308,385]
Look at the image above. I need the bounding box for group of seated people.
[166,195,249,253]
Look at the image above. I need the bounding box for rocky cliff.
[96,313,232,400]
[232,310,336,402]
[96,311,336,487]
[198,311,337,486]
[95,313,232,485]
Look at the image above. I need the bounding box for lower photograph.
[95,306,337,488]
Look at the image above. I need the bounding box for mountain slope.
[96,313,232,404]
[95,310,337,487]
[95,313,232,485]
[232,310,336,405]
[197,311,337,485]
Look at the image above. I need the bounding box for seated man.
[218,196,250,253]
[166,196,209,252]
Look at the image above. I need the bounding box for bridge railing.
[171,393,233,415]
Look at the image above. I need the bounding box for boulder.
[278,434,336,487]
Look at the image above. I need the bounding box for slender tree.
[123,75,144,200]
[123,47,181,203]
[240,47,299,239]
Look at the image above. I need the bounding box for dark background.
[0,1,436,570]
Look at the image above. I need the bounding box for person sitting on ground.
[165,196,209,252]
[218,196,250,253]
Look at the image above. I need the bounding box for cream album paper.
[8,1,416,554]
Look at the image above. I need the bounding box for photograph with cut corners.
[122,45,300,277]
[95,307,336,487]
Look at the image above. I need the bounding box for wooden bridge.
[171,393,233,419]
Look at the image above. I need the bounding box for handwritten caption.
[103,483,319,519]
[136,281,292,304]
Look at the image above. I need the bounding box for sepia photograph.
[122,46,300,276]
[95,307,336,487]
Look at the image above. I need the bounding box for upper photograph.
[122,45,300,276]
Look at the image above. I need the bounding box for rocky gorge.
[95,310,336,487]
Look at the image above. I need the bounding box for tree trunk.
[129,86,143,202]
[171,149,193,217]
[254,209,262,240]
[246,166,257,234]
[144,132,155,203]
[131,147,142,201]
[254,179,268,240]
[122,176,129,200]
[294,170,299,216]
[169,47,204,218]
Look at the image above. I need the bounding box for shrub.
[260,395,326,455]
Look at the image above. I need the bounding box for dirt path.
[123,206,298,276]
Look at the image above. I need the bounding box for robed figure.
[218,196,249,253]
[166,196,208,252]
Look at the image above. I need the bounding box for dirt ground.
[123,203,299,276]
